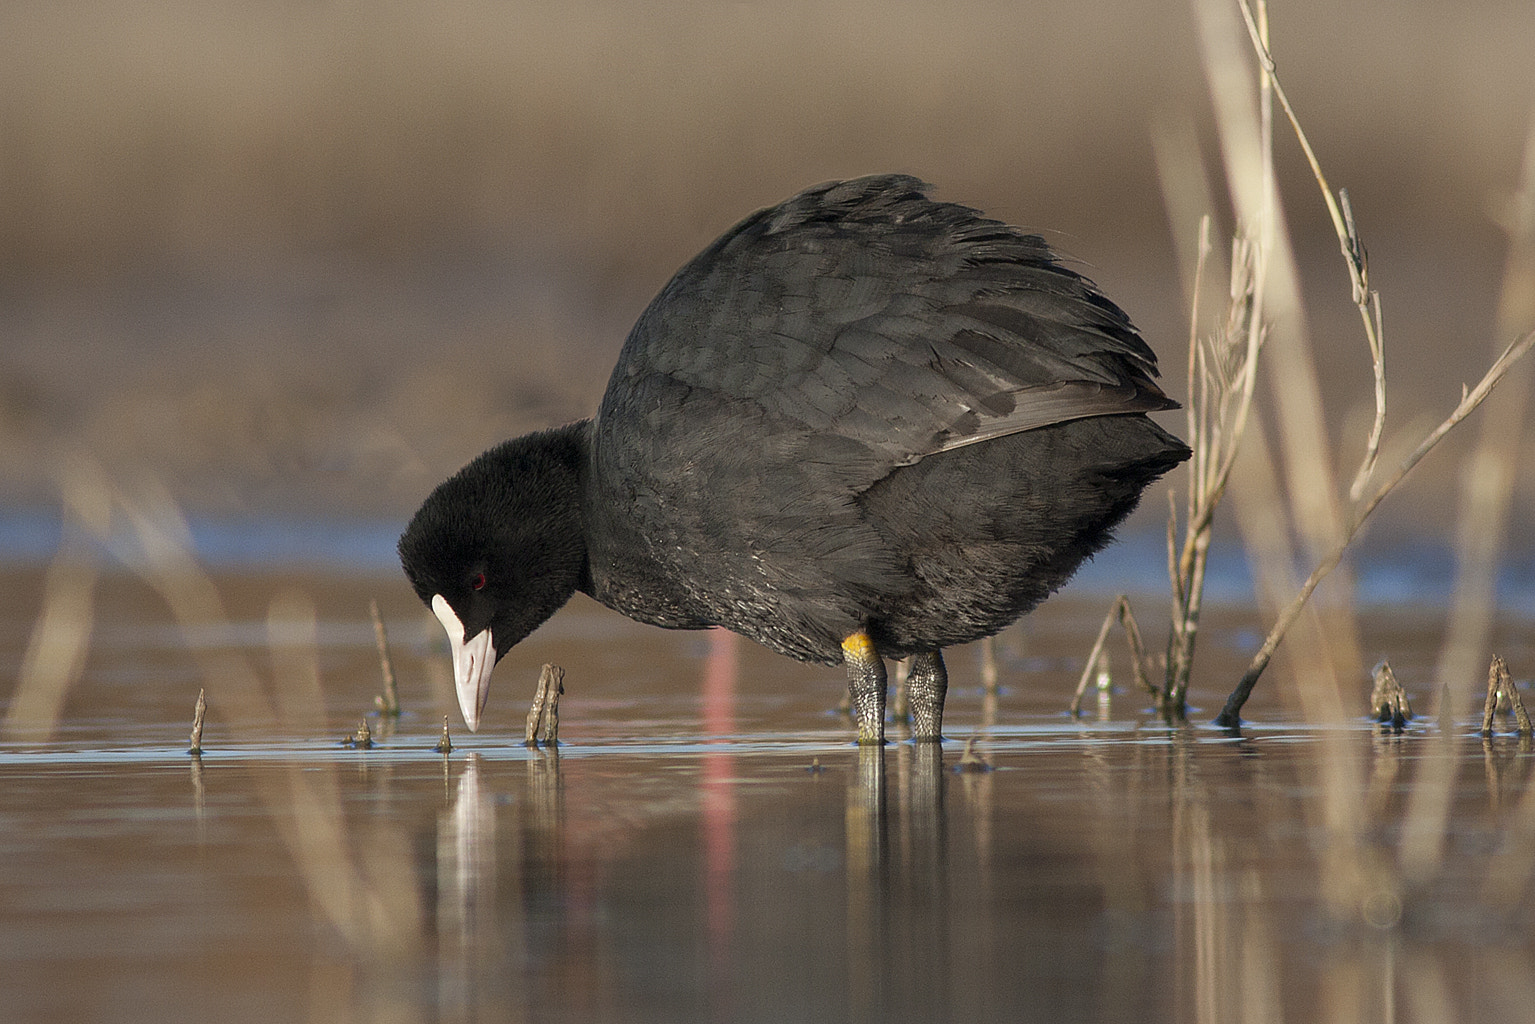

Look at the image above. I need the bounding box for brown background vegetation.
[2,0,1532,541]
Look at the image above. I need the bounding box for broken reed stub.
[341,719,373,749]
[525,663,564,748]
[188,688,207,756]
[1482,656,1533,737]
[1369,661,1411,732]
[435,716,452,753]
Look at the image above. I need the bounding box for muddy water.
[2,568,1534,1024]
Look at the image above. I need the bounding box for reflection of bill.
[439,755,495,1012]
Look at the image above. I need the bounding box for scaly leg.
[905,650,948,742]
[842,631,887,745]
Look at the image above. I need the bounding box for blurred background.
[2,0,1532,567]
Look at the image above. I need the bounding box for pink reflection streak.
[701,626,738,1012]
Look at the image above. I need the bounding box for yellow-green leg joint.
[842,631,887,745]
[906,650,947,742]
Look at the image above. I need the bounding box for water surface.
[2,569,1533,1023]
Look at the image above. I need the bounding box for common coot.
[399,175,1190,743]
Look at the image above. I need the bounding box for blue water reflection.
[6,507,1534,611]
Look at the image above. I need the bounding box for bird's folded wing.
[599,175,1176,480]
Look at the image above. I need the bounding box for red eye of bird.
[471,572,487,591]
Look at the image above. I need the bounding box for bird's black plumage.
[400,175,1190,740]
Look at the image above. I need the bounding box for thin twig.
[1218,327,1535,726]
[1070,595,1155,716]
[1186,215,1211,521]
[1234,0,1387,503]
[1072,604,1120,717]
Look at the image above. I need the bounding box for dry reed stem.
[1164,223,1264,713]
[1212,0,1350,584]
[93,466,421,952]
[4,544,98,742]
[1226,0,1366,678]
[525,663,564,747]
[1473,660,1498,739]
[1218,326,1535,726]
[1070,595,1155,717]
[1142,4,1259,717]
[1149,89,1260,716]
[369,597,401,716]
[1481,656,1533,737]
[1184,4,1535,920]
[1368,662,1411,732]
[1398,117,1535,887]
[978,636,998,694]
[2,457,113,743]
[1164,0,1366,721]
[1162,220,1213,709]
[1071,607,1117,718]
[1233,0,1387,503]
[188,688,207,755]
[1480,658,1507,735]
[1207,0,1535,724]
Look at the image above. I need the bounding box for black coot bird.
[400,175,1190,743]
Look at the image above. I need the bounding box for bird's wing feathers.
[599,175,1173,483]
[588,176,1178,626]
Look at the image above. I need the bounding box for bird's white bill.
[431,594,495,731]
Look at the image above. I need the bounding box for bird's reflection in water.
[847,742,954,1022]
[421,712,1535,1023]
[430,725,978,1021]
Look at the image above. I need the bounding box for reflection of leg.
[846,744,887,1021]
[842,631,887,745]
[905,650,948,742]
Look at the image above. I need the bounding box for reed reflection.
[701,627,739,1021]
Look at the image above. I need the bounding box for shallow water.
[3,568,1534,1024]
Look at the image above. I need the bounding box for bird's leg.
[905,650,948,742]
[842,631,887,745]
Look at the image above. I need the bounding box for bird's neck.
[477,420,596,598]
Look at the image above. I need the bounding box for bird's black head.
[398,426,589,728]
